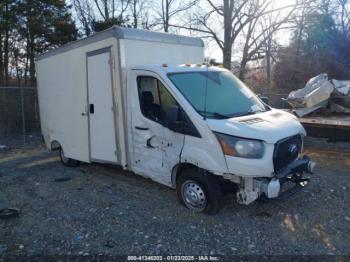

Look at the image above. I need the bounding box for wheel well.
[50,140,61,151]
[171,163,201,188]
[171,163,238,194]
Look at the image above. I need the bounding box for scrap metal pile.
[285,73,350,117]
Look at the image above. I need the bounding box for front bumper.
[265,155,316,200]
[236,155,316,205]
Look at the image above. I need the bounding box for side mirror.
[165,105,182,131]
[165,105,201,137]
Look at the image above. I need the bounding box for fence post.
[20,82,26,144]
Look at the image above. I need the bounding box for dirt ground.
[0,134,349,258]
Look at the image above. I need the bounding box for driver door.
[128,70,185,186]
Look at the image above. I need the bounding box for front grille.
[273,135,302,172]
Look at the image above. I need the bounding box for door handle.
[135,126,149,131]
[89,104,94,114]
[146,137,155,148]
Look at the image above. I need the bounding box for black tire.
[0,208,19,219]
[176,168,224,214]
[59,148,80,167]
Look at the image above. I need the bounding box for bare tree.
[338,0,350,36]
[171,0,301,70]
[93,0,110,20]
[92,0,130,22]
[129,0,151,29]
[238,4,297,80]
[72,0,94,36]
[172,0,275,69]
[157,0,198,32]
[288,0,318,85]
[2,1,11,84]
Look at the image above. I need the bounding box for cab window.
[137,76,177,124]
[137,76,200,137]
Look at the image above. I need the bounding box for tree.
[238,4,297,80]
[157,0,198,32]
[17,0,77,83]
[72,0,94,36]
[171,0,296,70]
[92,17,129,31]
[91,0,130,32]
[338,0,349,36]
[273,1,350,91]
[129,0,152,29]
[0,0,17,84]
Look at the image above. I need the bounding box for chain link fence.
[0,86,41,145]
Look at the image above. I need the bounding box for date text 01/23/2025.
[127,255,219,261]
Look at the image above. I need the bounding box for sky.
[68,0,313,63]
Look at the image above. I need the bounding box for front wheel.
[59,148,80,167]
[176,168,223,214]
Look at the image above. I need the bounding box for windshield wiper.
[199,109,267,119]
[197,110,231,119]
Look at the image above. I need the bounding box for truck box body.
[36,26,204,167]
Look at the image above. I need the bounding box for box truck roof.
[35,26,204,61]
[132,64,227,74]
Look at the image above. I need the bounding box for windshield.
[168,70,267,119]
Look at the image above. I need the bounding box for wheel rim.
[60,148,69,164]
[181,180,207,212]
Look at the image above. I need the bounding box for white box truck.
[36,26,315,214]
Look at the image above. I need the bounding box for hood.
[206,109,305,144]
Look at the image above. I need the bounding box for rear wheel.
[176,168,224,214]
[59,148,80,167]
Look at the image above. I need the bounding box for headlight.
[214,132,264,159]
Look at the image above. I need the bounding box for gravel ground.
[0,134,349,258]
